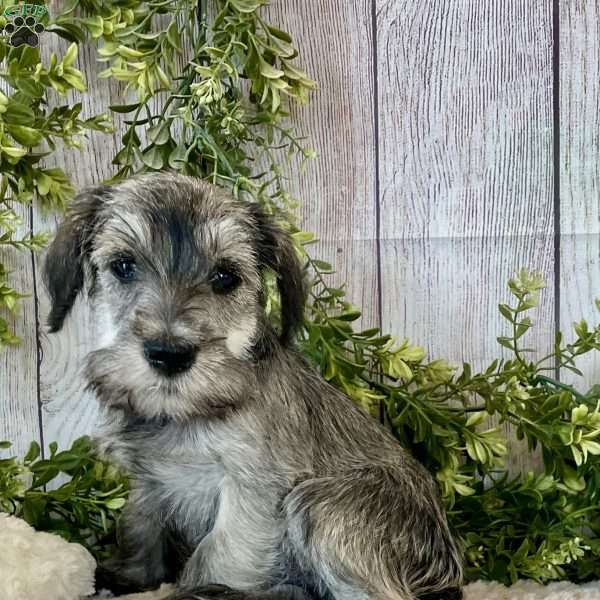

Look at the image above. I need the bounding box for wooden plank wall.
[376,1,555,472]
[560,1,600,390]
[1,1,599,472]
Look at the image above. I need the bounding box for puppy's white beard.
[101,351,190,419]
[225,315,257,359]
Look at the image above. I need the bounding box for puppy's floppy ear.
[249,203,307,345]
[43,185,110,333]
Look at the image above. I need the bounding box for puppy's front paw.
[95,563,147,596]
[167,585,248,599]
[111,583,175,599]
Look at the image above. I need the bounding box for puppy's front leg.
[98,492,170,593]
[178,477,283,592]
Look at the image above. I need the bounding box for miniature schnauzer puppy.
[44,173,463,600]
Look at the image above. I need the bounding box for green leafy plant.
[0,0,112,348]
[2,0,600,587]
[301,263,600,584]
[0,436,127,561]
[0,0,314,345]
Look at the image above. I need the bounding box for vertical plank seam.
[371,0,382,332]
[29,204,45,457]
[371,0,385,426]
[553,0,560,379]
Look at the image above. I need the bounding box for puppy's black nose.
[143,341,197,376]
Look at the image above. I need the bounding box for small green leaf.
[497,338,514,351]
[563,466,586,492]
[0,145,27,159]
[168,144,188,169]
[581,440,600,455]
[166,22,181,49]
[498,303,514,321]
[7,125,43,147]
[24,441,40,463]
[142,145,164,170]
[512,538,530,563]
[229,0,265,13]
[454,483,476,496]
[80,15,104,38]
[466,411,487,428]
[312,260,333,272]
[46,24,86,43]
[3,102,35,123]
[22,496,47,526]
[337,309,361,322]
[105,497,126,510]
[62,43,78,68]
[14,78,44,98]
[147,122,170,145]
[258,57,284,80]
[109,103,141,114]
[266,24,292,43]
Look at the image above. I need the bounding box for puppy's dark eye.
[110,257,137,282]
[210,268,240,294]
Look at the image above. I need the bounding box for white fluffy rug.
[111,580,600,600]
[4,513,599,599]
[0,513,97,600]
[463,579,600,599]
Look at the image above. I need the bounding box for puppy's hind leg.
[283,466,463,600]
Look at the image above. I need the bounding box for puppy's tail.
[168,584,312,600]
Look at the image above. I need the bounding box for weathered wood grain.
[33,2,193,453]
[32,0,380,454]
[0,0,380,454]
[559,1,600,389]
[33,16,125,453]
[0,69,41,456]
[376,0,555,473]
[0,204,41,458]
[4,0,600,481]
[263,0,378,327]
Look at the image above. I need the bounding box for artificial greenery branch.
[2,0,600,587]
[0,436,128,561]
[0,0,113,347]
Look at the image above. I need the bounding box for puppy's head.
[43,173,306,419]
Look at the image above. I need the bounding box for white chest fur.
[103,421,227,546]
[147,457,224,545]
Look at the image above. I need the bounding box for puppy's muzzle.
[143,340,197,376]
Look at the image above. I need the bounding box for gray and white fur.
[43,173,463,600]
